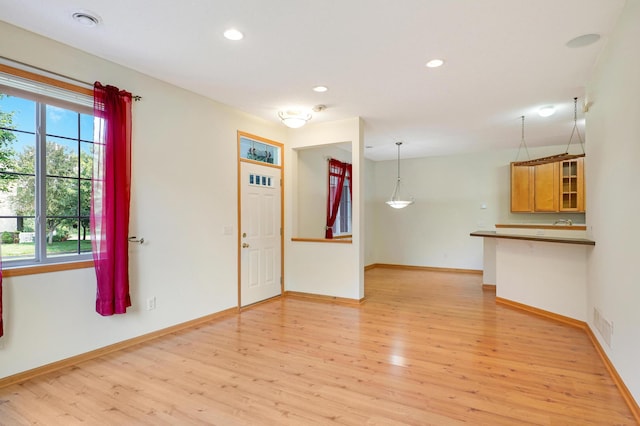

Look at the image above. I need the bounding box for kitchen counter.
[470,230,595,246]
[471,224,593,321]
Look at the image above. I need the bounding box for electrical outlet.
[146,296,156,311]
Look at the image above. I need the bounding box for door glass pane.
[240,136,280,165]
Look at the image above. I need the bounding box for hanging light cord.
[515,115,530,161]
[396,142,401,181]
[390,142,402,201]
[564,97,585,154]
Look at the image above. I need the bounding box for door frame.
[237,131,284,309]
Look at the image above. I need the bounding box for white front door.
[240,161,282,307]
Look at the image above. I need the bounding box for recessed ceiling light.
[72,11,101,27]
[566,33,601,48]
[538,105,556,117]
[313,85,328,93]
[425,59,445,68]
[223,28,244,41]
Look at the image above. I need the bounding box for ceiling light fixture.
[425,59,445,68]
[72,11,101,27]
[278,110,312,128]
[386,142,414,209]
[538,105,556,117]
[313,86,328,93]
[223,28,244,41]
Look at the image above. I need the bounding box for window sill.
[2,260,94,277]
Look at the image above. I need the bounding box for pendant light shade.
[386,142,414,209]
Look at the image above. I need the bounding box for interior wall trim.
[368,263,482,275]
[0,307,237,389]
[496,296,640,424]
[284,291,365,306]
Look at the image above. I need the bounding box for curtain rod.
[0,55,142,101]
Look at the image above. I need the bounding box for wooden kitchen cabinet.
[560,157,585,212]
[510,157,585,213]
[533,161,559,212]
[510,163,533,212]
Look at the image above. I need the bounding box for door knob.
[242,243,250,248]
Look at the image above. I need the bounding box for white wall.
[371,146,586,269]
[496,239,588,321]
[585,0,640,403]
[364,158,376,267]
[285,118,365,300]
[0,22,286,378]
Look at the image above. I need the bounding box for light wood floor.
[0,268,635,425]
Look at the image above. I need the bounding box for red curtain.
[92,82,132,316]
[325,159,350,239]
[346,164,353,203]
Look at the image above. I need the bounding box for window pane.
[46,219,87,257]
[80,141,93,179]
[80,179,91,216]
[0,94,36,133]
[80,113,94,142]
[47,137,79,178]
[2,131,36,175]
[240,136,280,165]
[1,94,36,176]
[46,105,78,139]
[4,174,36,216]
[77,218,92,252]
[0,173,36,260]
[46,176,78,217]
[0,220,36,261]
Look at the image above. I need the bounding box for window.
[239,135,281,165]
[326,159,351,238]
[0,66,94,266]
[332,176,352,236]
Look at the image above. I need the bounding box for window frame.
[0,63,95,272]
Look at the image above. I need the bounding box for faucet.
[554,219,572,226]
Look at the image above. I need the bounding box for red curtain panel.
[92,82,132,316]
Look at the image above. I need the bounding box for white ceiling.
[0,0,625,161]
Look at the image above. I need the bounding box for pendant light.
[386,142,414,209]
